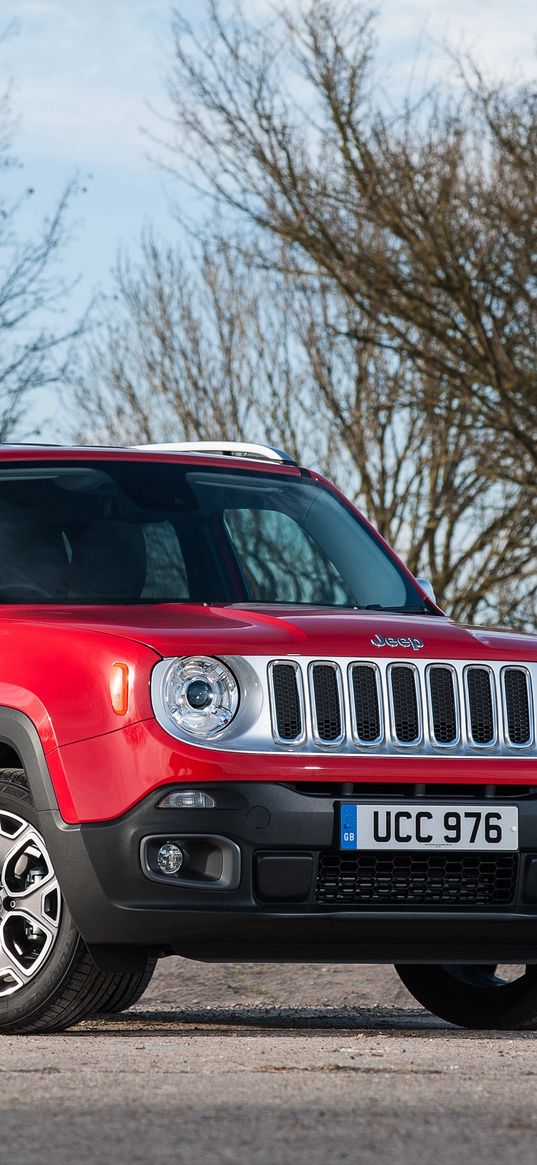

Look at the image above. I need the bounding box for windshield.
[0,460,428,610]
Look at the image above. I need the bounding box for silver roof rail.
[132,441,296,465]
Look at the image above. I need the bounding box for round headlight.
[161,656,239,738]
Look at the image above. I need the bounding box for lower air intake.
[316,851,518,905]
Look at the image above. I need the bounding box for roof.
[0,441,302,474]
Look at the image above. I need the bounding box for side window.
[223,508,355,605]
[142,521,189,600]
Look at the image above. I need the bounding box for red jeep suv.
[0,441,535,1032]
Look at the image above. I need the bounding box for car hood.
[7,603,537,662]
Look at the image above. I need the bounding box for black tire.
[0,767,30,791]
[0,775,115,1033]
[94,958,157,1015]
[395,963,537,1030]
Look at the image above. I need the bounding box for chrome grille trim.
[501,666,533,748]
[425,664,460,748]
[387,663,422,746]
[308,661,346,746]
[464,665,498,749]
[348,663,384,746]
[258,656,536,757]
[153,654,537,755]
[267,660,306,746]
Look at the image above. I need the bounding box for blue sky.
[1,0,536,437]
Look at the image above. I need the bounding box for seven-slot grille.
[267,659,534,754]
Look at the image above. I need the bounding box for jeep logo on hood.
[371,633,424,651]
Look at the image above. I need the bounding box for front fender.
[0,621,160,748]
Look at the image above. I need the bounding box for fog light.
[158,790,216,809]
[156,843,184,875]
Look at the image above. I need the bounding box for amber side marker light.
[110,663,129,715]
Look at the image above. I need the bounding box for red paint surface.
[0,621,157,749]
[4,602,536,663]
[52,719,537,824]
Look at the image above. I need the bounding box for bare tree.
[164,1,537,494]
[0,82,79,438]
[75,231,309,458]
[299,286,536,624]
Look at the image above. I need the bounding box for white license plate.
[339,803,519,852]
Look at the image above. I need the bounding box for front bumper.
[37,780,537,969]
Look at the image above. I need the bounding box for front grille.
[311,664,342,742]
[504,668,531,745]
[390,665,420,743]
[467,667,495,744]
[261,656,537,757]
[269,663,302,741]
[429,666,457,743]
[316,851,518,906]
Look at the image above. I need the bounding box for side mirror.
[415,577,437,605]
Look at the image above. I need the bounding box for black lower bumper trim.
[34,781,537,970]
[315,850,519,906]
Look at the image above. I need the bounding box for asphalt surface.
[4,960,537,1165]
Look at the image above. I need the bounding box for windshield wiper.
[364,604,433,614]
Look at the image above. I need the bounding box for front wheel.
[395,963,537,1030]
[0,776,118,1033]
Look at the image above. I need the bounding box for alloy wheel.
[0,810,61,997]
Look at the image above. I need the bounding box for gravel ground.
[141,956,415,1010]
[3,959,537,1165]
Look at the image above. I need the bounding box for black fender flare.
[0,705,59,812]
[0,706,151,971]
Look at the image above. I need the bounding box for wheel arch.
[0,707,152,974]
[0,707,58,812]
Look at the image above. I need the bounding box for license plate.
[339,803,519,852]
